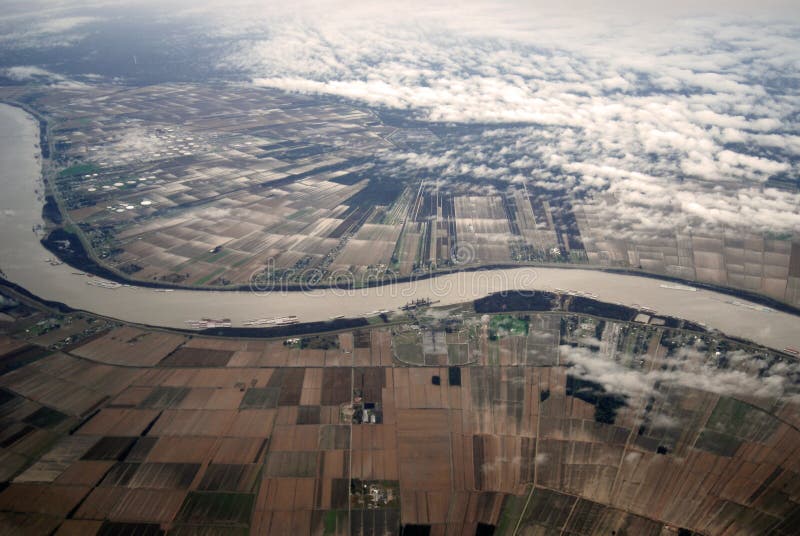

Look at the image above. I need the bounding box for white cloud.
[561,345,798,402]
[3,1,799,236]
[3,66,58,81]
[0,14,100,48]
[214,8,800,235]
[2,66,88,89]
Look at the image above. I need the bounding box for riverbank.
[1,102,799,351]
[15,96,800,316]
[39,225,800,317]
[1,275,772,360]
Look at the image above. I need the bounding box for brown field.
[0,353,143,416]
[159,348,234,367]
[0,335,30,357]
[0,307,797,535]
[72,326,187,366]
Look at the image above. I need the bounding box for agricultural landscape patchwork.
[3,82,799,305]
[0,283,798,534]
[0,9,799,533]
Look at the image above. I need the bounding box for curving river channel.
[1,103,798,351]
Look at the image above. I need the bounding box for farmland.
[1,82,798,311]
[0,283,798,534]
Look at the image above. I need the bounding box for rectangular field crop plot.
[320,368,352,405]
[353,330,371,349]
[22,406,68,429]
[351,508,402,536]
[447,342,470,366]
[159,348,234,367]
[264,451,319,478]
[296,406,321,425]
[226,410,277,438]
[212,438,270,465]
[318,425,350,450]
[100,462,141,487]
[266,368,305,406]
[107,489,186,524]
[197,464,261,493]
[149,410,237,436]
[240,388,280,409]
[138,387,190,410]
[127,463,202,490]
[0,483,91,517]
[76,408,160,436]
[71,327,187,366]
[396,409,451,492]
[353,367,385,404]
[144,437,217,464]
[96,522,164,536]
[175,491,255,526]
[55,460,115,487]
[81,436,138,461]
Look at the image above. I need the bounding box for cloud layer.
[214,5,800,235]
[563,343,799,403]
[2,1,799,236]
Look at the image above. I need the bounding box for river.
[0,103,798,350]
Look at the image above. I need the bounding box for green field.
[393,330,424,364]
[489,314,529,338]
[57,163,99,178]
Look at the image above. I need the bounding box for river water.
[0,104,798,350]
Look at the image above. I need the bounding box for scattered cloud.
[210,6,800,236]
[2,1,799,237]
[561,345,799,402]
[2,65,87,88]
[0,13,100,49]
[3,65,57,81]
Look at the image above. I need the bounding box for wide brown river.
[1,104,798,350]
